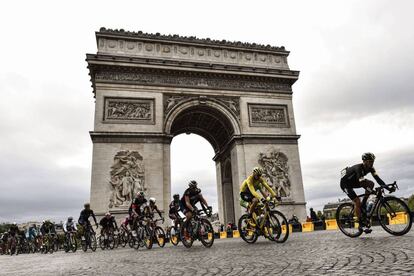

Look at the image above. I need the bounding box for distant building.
[323,197,410,219]
[323,198,351,219]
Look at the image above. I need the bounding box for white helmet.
[149,197,156,204]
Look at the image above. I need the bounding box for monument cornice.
[97,27,288,54]
[86,54,299,79]
[90,131,173,144]
[213,134,301,161]
[87,57,298,97]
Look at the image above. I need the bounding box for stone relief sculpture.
[164,95,240,120]
[258,150,291,198]
[165,96,187,113]
[96,71,292,93]
[251,107,285,124]
[248,104,289,127]
[109,150,145,208]
[215,98,240,118]
[106,99,152,121]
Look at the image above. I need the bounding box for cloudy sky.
[1,0,413,222]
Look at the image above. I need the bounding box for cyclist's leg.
[360,180,374,208]
[183,209,193,231]
[341,180,360,221]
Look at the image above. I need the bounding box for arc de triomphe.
[86,28,307,223]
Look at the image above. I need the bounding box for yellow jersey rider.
[240,167,277,218]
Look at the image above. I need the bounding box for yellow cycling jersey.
[240,175,276,200]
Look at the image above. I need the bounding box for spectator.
[310,208,318,222]
[289,215,299,224]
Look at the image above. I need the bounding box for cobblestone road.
[1,228,413,276]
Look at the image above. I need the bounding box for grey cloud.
[291,2,414,125]
[0,158,90,223]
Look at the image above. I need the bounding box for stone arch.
[164,98,241,148]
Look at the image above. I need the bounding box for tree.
[408,194,414,212]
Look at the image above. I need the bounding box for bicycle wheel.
[64,237,70,253]
[169,226,180,246]
[113,234,119,249]
[99,235,106,250]
[377,196,413,236]
[154,227,166,248]
[128,232,136,248]
[336,202,363,238]
[199,218,215,248]
[238,214,258,244]
[121,232,128,247]
[135,226,144,249]
[81,235,88,252]
[180,222,194,248]
[268,210,289,243]
[143,226,153,249]
[90,233,97,251]
[70,235,77,252]
[108,234,116,250]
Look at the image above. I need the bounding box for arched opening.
[170,134,218,212]
[166,101,239,224]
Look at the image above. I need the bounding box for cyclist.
[27,224,38,241]
[63,217,78,237]
[180,180,212,233]
[169,194,182,228]
[40,220,56,236]
[129,191,148,228]
[240,167,278,221]
[99,212,119,236]
[120,216,132,232]
[145,197,164,223]
[340,152,394,231]
[78,203,98,230]
[7,223,19,255]
[1,231,9,254]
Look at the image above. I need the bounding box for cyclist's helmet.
[137,191,145,197]
[362,152,376,161]
[68,216,73,222]
[173,194,180,200]
[84,203,90,208]
[149,197,156,204]
[12,222,17,226]
[105,212,111,217]
[253,167,263,176]
[188,180,198,188]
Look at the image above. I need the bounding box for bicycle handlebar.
[373,181,398,195]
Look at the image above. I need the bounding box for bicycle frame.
[354,183,398,220]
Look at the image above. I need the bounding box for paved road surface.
[1,228,413,275]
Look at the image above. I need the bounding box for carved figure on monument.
[106,101,152,120]
[165,96,184,113]
[216,98,240,117]
[258,150,291,198]
[108,150,145,208]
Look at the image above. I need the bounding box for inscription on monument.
[109,150,146,209]
[104,97,155,124]
[258,150,291,198]
[248,104,289,127]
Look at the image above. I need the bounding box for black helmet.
[362,152,376,161]
[84,203,90,208]
[188,180,198,188]
[173,194,180,200]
